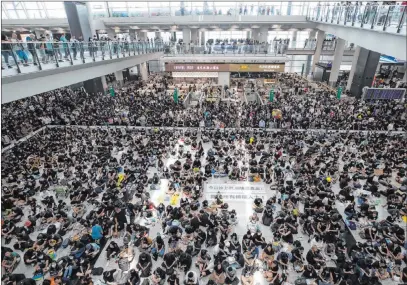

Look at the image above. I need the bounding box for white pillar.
[183,28,191,44]
[138,32,147,41]
[403,63,407,81]
[101,75,108,90]
[200,31,206,46]
[155,31,161,40]
[329,38,346,86]
[346,46,361,91]
[191,29,199,45]
[115,71,124,86]
[86,2,96,37]
[218,72,230,87]
[259,26,268,43]
[311,30,325,74]
[291,31,297,48]
[138,63,148,81]
[252,28,260,41]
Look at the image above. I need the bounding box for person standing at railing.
[60,34,69,60]
[54,38,63,62]
[44,34,54,63]
[1,34,14,69]
[88,37,94,58]
[93,35,99,57]
[25,34,38,66]
[70,36,78,60]
[10,33,29,67]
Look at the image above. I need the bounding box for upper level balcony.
[1,41,163,77]
[306,3,406,35]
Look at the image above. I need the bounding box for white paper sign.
[205,183,267,201]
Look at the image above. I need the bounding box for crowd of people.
[3,73,406,148]
[1,72,407,285]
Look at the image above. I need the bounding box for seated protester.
[2,220,16,244]
[84,242,100,259]
[136,252,152,277]
[162,252,177,275]
[106,241,120,260]
[306,245,325,270]
[2,273,27,285]
[252,197,264,213]
[277,251,290,273]
[1,251,21,273]
[90,220,104,243]
[178,251,192,273]
[46,234,63,250]
[241,265,255,285]
[151,267,166,285]
[7,207,24,223]
[224,266,239,285]
[261,243,274,261]
[229,233,241,253]
[24,248,38,265]
[210,260,225,284]
[167,273,180,285]
[75,257,91,279]
[151,235,165,261]
[183,271,199,285]
[128,269,141,285]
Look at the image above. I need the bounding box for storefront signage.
[166,63,285,73]
[264,79,276,84]
[229,63,285,72]
[165,63,229,72]
[205,183,266,201]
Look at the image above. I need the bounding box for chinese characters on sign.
[205,183,267,201]
[165,63,285,73]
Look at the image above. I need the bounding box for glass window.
[24,2,40,9]
[7,10,18,19]
[44,2,64,9]
[46,9,66,18]
[2,11,7,19]
[3,2,14,9]
[108,2,127,8]
[27,9,45,18]
[16,9,27,18]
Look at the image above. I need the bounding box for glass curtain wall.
[2,1,66,19]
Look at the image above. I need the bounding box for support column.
[200,31,206,46]
[311,30,325,74]
[64,1,93,41]
[106,29,116,40]
[191,29,199,45]
[328,38,346,86]
[183,28,191,52]
[305,30,316,76]
[346,46,361,91]
[349,47,380,98]
[101,75,108,91]
[403,63,407,81]
[114,70,124,86]
[86,2,96,37]
[138,63,148,81]
[83,77,104,94]
[246,31,251,39]
[252,28,260,41]
[155,31,162,40]
[183,28,191,44]
[138,32,147,41]
[291,31,297,48]
[259,26,268,43]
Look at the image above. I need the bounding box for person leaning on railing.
[1,34,14,69]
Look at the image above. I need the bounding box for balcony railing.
[307,4,406,35]
[1,41,164,77]
[162,42,354,56]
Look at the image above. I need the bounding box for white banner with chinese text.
[205,183,267,201]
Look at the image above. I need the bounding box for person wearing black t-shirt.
[113,207,127,237]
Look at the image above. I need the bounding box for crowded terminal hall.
[1,1,407,285]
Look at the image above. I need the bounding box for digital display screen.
[365,88,405,100]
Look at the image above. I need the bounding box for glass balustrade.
[1,41,163,77]
[307,4,406,35]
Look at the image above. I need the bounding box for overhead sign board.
[165,63,285,72]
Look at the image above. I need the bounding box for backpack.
[47,225,56,235]
[61,238,70,249]
[92,267,104,275]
